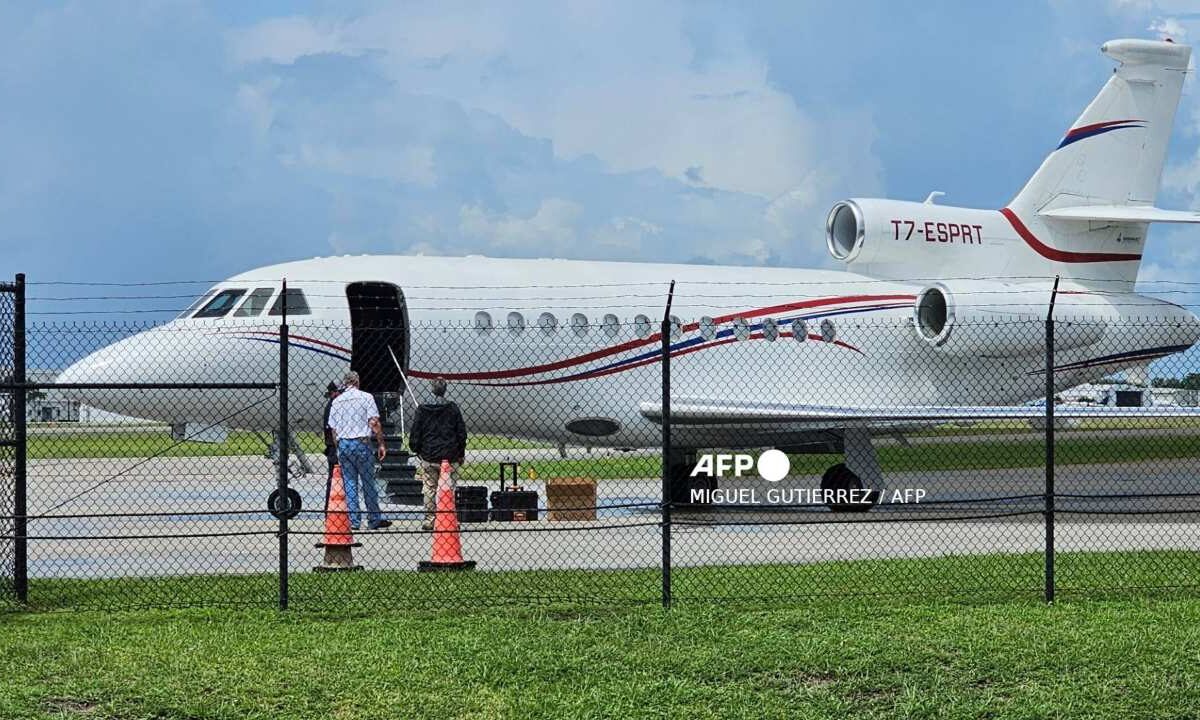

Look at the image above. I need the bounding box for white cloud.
[229,3,863,199]
[228,16,360,65]
[219,2,885,267]
[282,143,437,187]
[1149,16,1189,40]
[459,198,583,252]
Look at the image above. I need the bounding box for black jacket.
[409,398,467,463]
[322,397,336,457]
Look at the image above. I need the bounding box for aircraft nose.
[55,329,170,416]
[54,325,279,426]
[58,328,168,385]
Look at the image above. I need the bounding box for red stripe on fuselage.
[1000,208,1142,263]
[417,331,865,387]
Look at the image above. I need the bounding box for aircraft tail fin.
[1003,39,1190,286]
[1011,39,1189,215]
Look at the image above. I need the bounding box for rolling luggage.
[490,462,539,522]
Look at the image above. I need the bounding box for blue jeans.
[337,439,383,528]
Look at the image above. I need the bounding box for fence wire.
[3,296,1200,610]
[0,281,15,608]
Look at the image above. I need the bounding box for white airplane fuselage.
[56,253,1200,450]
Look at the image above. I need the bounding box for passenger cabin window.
[699,316,717,341]
[732,316,751,341]
[193,289,247,319]
[669,315,683,341]
[602,314,620,338]
[538,312,558,333]
[762,318,779,342]
[570,313,589,335]
[791,319,807,342]
[820,319,836,343]
[634,314,652,339]
[268,288,311,316]
[507,311,525,332]
[234,287,275,317]
[475,311,493,332]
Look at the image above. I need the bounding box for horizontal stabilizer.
[1037,206,1200,224]
[639,398,1200,426]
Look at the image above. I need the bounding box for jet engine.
[825,198,1004,280]
[911,281,1107,357]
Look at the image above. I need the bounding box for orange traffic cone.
[418,460,476,572]
[314,465,362,572]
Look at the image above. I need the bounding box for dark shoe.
[369,520,393,530]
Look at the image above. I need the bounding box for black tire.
[820,463,876,513]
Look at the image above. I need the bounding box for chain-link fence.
[0,276,18,608]
[3,276,1200,610]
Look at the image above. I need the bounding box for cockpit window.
[193,289,247,319]
[234,287,276,317]
[178,289,216,319]
[268,288,311,316]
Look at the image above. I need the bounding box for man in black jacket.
[321,382,340,507]
[408,377,468,531]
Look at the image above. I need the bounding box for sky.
[2,0,1200,304]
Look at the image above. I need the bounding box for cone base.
[418,560,476,572]
[313,544,363,572]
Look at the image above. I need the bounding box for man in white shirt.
[326,371,390,530]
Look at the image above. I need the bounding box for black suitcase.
[490,462,539,521]
[455,485,489,523]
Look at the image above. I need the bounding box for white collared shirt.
[327,387,379,440]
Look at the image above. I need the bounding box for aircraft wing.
[639,397,1200,425]
[1037,206,1200,224]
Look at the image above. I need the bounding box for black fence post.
[1044,276,1059,603]
[278,279,290,610]
[13,273,26,604]
[660,280,675,610]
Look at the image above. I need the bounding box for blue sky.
[3,0,1199,297]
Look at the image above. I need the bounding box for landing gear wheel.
[820,463,877,513]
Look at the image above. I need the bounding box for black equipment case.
[455,486,489,523]
[490,462,539,521]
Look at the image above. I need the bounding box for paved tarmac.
[22,453,1200,579]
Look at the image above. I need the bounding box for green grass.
[3,552,1200,719]
[471,432,1200,482]
[17,550,1200,613]
[26,426,1200,482]
[27,430,549,460]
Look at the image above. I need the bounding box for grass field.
[27,430,549,460]
[25,426,1200,483]
[460,433,1200,482]
[3,552,1199,719]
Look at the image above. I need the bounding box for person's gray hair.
[430,377,447,397]
[342,371,360,388]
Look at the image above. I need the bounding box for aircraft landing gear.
[822,427,883,512]
[667,449,713,511]
[820,463,877,512]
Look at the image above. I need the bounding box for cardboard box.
[546,477,597,521]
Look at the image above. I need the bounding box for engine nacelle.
[912,281,1107,357]
[826,198,1004,279]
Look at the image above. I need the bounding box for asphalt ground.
[20,452,1199,579]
